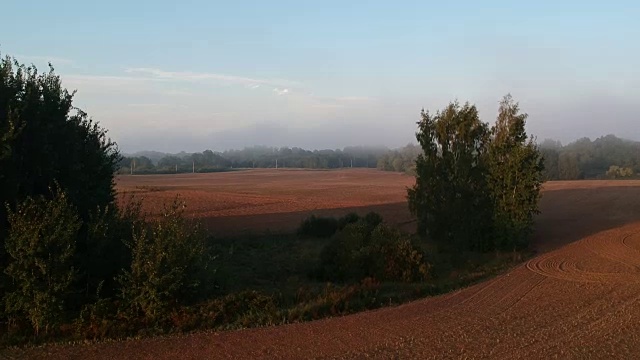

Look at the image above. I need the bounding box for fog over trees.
[121,134,640,180]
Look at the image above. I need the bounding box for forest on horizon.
[120,134,640,180]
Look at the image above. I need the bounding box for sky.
[1,1,639,153]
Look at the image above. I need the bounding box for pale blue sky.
[2,1,639,152]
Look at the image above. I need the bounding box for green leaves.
[117,197,209,323]
[409,102,492,251]
[318,216,430,283]
[409,95,544,252]
[4,190,80,335]
[0,53,121,317]
[486,95,544,250]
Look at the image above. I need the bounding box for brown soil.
[7,172,640,359]
[115,169,418,235]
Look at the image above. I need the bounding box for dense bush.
[317,219,430,283]
[81,196,145,300]
[0,54,120,241]
[4,190,80,335]
[117,198,209,323]
[336,212,361,229]
[1,54,120,326]
[297,215,338,238]
[297,212,383,239]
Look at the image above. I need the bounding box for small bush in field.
[117,197,209,323]
[4,190,80,336]
[297,212,383,238]
[297,215,338,238]
[337,212,361,229]
[317,219,430,283]
[363,211,383,228]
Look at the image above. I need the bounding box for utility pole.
[175,164,178,173]
[351,158,353,168]
[276,158,278,169]
[192,160,195,173]
[130,159,134,175]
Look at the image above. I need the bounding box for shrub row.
[2,190,211,341]
[316,218,430,283]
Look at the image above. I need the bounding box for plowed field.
[7,171,640,359]
[115,169,418,235]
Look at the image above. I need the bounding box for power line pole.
[192,160,195,173]
[276,158,278,169]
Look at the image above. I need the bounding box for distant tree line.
[119,146,391,174]
[376,144,422,174]
[539,135,640,180]
[120,134,640,178]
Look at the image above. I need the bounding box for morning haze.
[1,1,637,153]
[5,1,640,358]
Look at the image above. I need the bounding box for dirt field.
[115,169,418,235]
[8,172,640,359]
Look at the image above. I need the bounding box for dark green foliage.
[0,55,120,301]
[486,95,544,250]
[297,215,339,238]
[318,220,430,283]
[540,147,560,181]
[117,198,209,323]
[120,145,393,173]
[82,197,145,299]
[4,190,79,335]
[540,135,640,180]
[408,96,544,252]
[407,102,493,251]
[0,55,120,223]
[297,212,383,238]
[336,212,361,229]
[363,211,383,228]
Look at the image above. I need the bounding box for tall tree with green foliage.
[0,54,121,299]
[0,53,120,229]
[486,95,544,250]
[407,102,493,251]
[409,96,544,252]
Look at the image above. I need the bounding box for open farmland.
[115,169,417,235]
[10,176,640,359]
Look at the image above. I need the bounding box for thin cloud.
[273,88,290,96]
[125,67,300,88]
